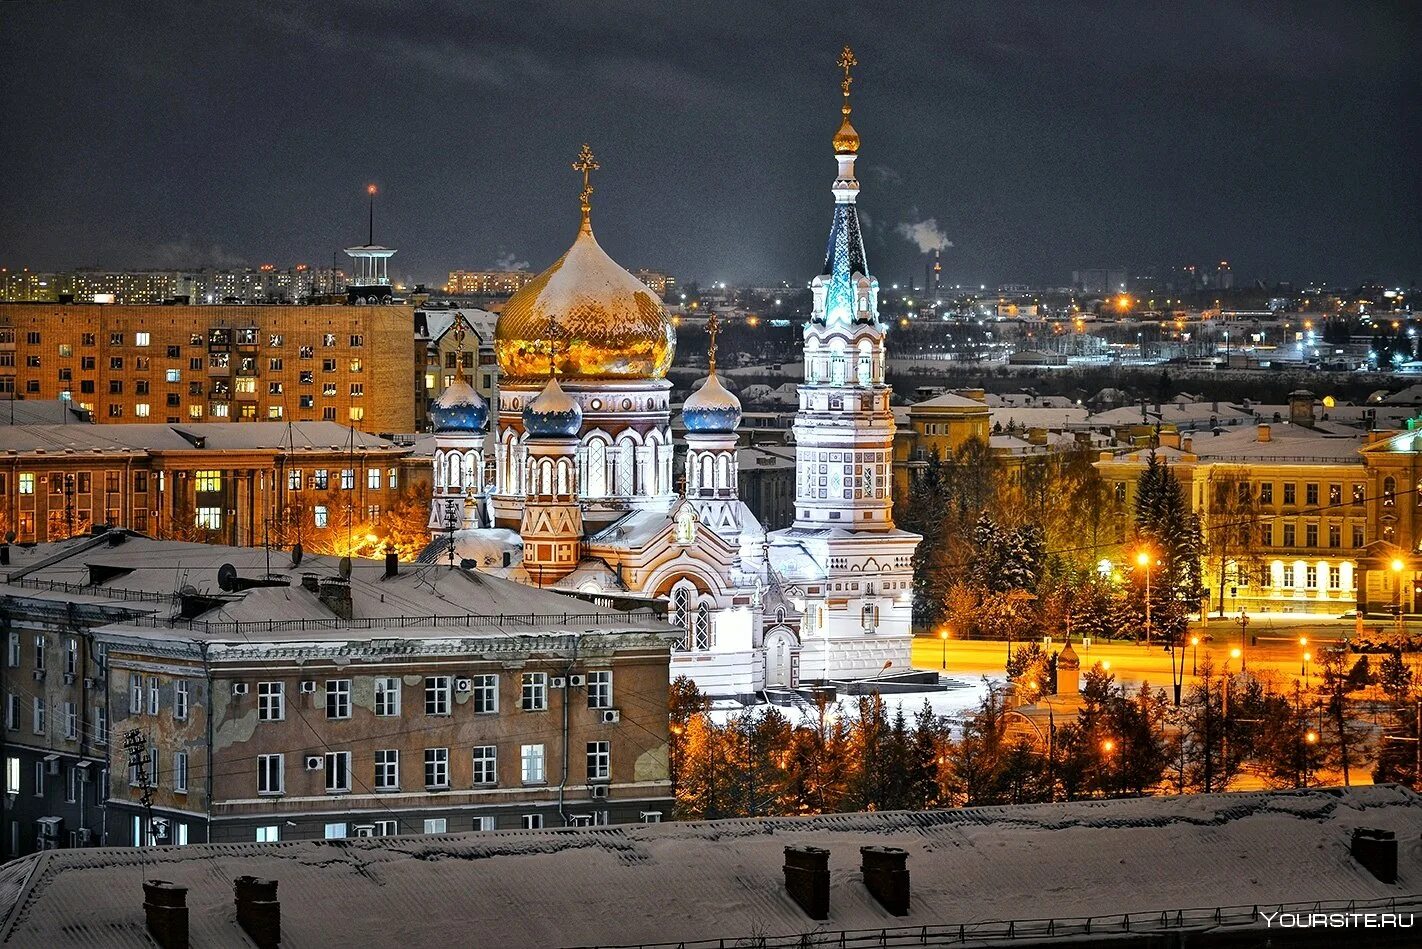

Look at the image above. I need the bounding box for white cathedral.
[422,49,920,698]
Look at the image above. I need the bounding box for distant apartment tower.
[630,269,677,300]
[1071,268,1127,294]
[1214,260,1234,290]
[443,270,535,297]
[0,303,415,432]
[0,267,349,305]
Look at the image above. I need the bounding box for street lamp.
[1392,558,1406,636]
[1301,650,1311,688]
[1136,549,1154,646]
[939,628,950,670]
[1236,610,1249,671]
[1190,635,1200,676]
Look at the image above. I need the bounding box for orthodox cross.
[838,45,857,111]
[707,312,720,374]
[572,143,599,223]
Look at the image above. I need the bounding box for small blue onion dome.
[428,378,488,432]
[682,371,742,433]
[522,376,582,437]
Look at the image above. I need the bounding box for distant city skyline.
[1,2,1418,288]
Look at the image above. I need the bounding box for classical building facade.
[2,533,674,855]
[0,421,424,548]
[0,303,415,432]
[421,50,919,696]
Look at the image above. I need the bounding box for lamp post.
[1137,549,1153,646]
[939,628,949,671]
[1190,635,1200,676]
[1392,558,1406,637]
[1301,650,1311,688]
[1237,610,1249,671]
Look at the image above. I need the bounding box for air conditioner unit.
[75,827,94,846]
[32,670,45,682]
[600,709,621,724]
[550,677,566,689]
[63,673,75,685]
[568,675,585,687]
[231,682,249,696]
[353,824,376,838]
[455,678,473,693]
[82,677,96,690]
[300,681,317,694]
[305,755,323,771]
[590,784,609,799]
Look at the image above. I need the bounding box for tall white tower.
[769,46,921,681]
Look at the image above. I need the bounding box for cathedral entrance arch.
[764,628,797,688]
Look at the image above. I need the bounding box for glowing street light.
[1136,549,1155,646]
[1190,635,1200,676]
[939,628,950,670]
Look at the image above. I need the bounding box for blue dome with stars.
[427,378,488,433]
[522,376,582,438]
[681,371,742,433]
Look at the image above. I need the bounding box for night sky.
[2,1,1418,289]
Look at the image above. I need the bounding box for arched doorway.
[764,628,796,688]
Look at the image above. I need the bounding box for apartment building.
[1096,409,1373,616]
[0,421,426,549]
[0,303,415,433]
[1,533,676,853]
[414,308,498,431]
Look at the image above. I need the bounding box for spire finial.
[572,143,599,230]
[838,46,857,118]
[452,316,469,384]
[707,312,720,374]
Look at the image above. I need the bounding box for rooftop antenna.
[366,183,377,246]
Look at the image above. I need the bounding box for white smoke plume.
[895,218,953,254]
[493,250,530,270]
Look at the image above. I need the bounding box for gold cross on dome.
[707,312,720,374]
[572,143,600,221]
[838,45,857,100]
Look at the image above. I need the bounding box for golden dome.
[833,114,860,153]
[495,220,675,382]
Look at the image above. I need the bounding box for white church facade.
[422,50,920,698]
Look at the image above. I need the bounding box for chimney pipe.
[234,876,282,948]
[860,846,910,916]
[1257,423,1271,443]
[1350,828,1397,883]
[318,578,353,620]
[143,880,189,949]
[385,549,399,579]
[300,572,320,594]
[783,845,830,920]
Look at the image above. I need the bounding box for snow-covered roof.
[1089,402,1254,427]
[1,533,655,643]
[1,787,1415,948]
[989,406,1090,430]
[1189,423,1366,464]
[0,421,407,456]
[909,391,985,411]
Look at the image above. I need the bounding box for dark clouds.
[0,0,1417,287]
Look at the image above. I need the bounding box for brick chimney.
[318,577,353,620]
[384,549,399,579]
[1257,423,1271,443]
[234,876,281,948]
[860,846,910,916]
[1289,389,1316,427]
[143,880,189,949]
[783,845,830,919]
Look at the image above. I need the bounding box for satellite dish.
[338,556,352,579]
[291,543,303,567]
[217,563,238,592]
[178,584,197,597]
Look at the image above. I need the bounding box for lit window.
[521,744,546,784]
[313,505,328,528]
[349,407,364,422]
[166,369,181,383]
[368,468,381,489]
[134,403,150,417]
[134,332,150,347]
[18,473,33,495]
[196,508,222,531]
[194,470,221,492]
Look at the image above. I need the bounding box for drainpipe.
[201,642,212,844]
[556,636,579,827]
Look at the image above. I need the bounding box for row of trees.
[899,441,1204,646]
[669,652,1421,819]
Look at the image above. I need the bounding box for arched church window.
[717,453,731,490]
[693,603,712,650]
[585,438,607,497]
[1384,477,1397,507]
[670,585,691,651]
[698,455,713,493]
[857,340,873,385]
[556,458,570,495]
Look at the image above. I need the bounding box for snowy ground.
[708,676,1000,731]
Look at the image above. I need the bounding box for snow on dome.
[522,376,582,438]
[496,224,675,381]
[682,371,742,433]
[427,378,488,433]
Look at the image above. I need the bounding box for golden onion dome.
[497,144,674,383]
[833,115,860,154]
